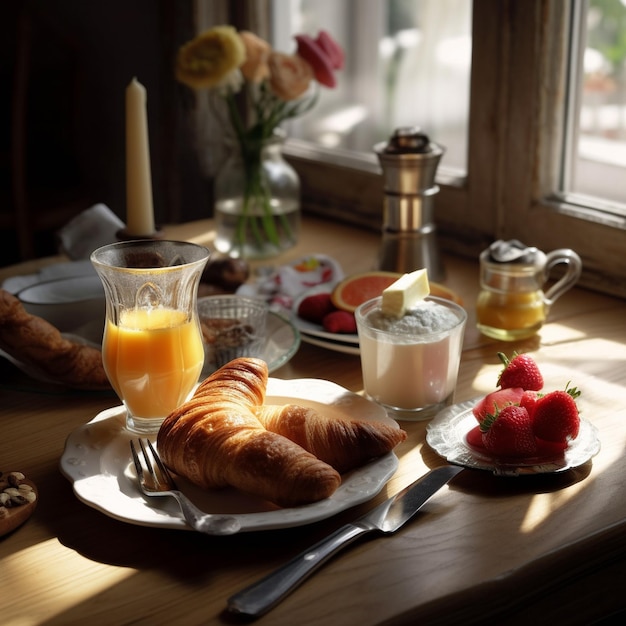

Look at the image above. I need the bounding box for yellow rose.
[175,26,245,90]
[268,52,313,101]
[239,31,271,83]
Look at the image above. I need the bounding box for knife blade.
[227,464,463,617]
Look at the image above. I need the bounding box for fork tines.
[131,438,176,491]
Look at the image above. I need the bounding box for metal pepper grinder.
[374,127,445,282]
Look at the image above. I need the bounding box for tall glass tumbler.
[356,296,467,421]
[91,240,209,434]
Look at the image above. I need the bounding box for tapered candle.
[125,77,156,236]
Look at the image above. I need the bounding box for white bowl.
[17,275,105,334]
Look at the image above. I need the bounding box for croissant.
[0,289,109,390]
[255,404,407,474]
[156,358,341,507]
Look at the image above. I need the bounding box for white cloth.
[57,203,125,260]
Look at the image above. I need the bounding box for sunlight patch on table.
[186,226,216,248]
[520,487,583,533]
[2,539,133,624]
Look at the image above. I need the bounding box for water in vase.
[214,197,300,259]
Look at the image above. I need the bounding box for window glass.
[270,0,472,175]
[564,0,626,210]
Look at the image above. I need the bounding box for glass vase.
[214,131,301,259]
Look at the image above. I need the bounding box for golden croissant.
[157,357,406,507]
[157,358,341,507]
[255,404,407,474]
[0,289,109,390]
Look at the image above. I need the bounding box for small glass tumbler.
[355,296,467,421]
[197,295,268,375]
[91,240,209,434]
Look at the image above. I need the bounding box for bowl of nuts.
[197,295,268,375]
[0,470,38,537]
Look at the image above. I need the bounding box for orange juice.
[103,307,204,419]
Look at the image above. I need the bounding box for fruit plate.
[291,280,464,354]
[60,378,401,533]
[426,400,601,476]
[292,284,359,344]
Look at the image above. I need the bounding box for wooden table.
[2,217,626,625]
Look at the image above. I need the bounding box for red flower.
[294,30,344,88]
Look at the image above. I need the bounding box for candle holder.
[116,226,165,242]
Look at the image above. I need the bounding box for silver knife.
[227,464,463,617]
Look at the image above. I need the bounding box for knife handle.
[227,523,370,617]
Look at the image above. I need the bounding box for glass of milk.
[355,296,467,421]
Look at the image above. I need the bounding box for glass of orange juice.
[91,240,209,434]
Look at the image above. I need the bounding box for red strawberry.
[497,352,544,391]
[297,293,336,324]
[532,386,581,444]
[322,310,357,334]
[519,390,541,420]
[480,405,538,457]
[472,387,524,423]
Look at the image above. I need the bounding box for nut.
[1,471,36,510]
[7,472,25,487]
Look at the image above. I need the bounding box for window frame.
[203,0,626,298]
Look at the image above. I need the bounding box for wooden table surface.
[2,217,626,625]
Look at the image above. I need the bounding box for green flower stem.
[223,84,311,255]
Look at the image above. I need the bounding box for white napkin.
[237,254,344,315]
[57,203,125,260]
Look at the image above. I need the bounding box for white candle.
[125,77,156,236]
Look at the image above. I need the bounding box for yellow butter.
[381,268,430,317]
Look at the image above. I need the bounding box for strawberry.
[480,405,539,457]
[532,385,581,444]
[297,292,336,324]
[322,310,357,334]
[472,387,524,423]
[497,352,544,391]
[519,389,541,420]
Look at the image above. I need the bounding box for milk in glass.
[356,296,467,421]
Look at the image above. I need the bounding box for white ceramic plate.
[17,274,103,304]
[426,400,601,476]
[2,260,97,294]
[299,333,361,356]
[60,378,400,532]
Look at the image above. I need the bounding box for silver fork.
[130,438,241,535]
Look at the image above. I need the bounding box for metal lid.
[486,240,540,264]
[374,127,445,195]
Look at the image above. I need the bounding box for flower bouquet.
[176,26,343,258]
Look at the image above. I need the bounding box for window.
[199,0,626,298]
[561,0,626,210]
[272,0,472,175]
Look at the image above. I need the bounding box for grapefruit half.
[330,271,462,313]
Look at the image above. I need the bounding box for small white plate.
[292,284,360,344]
[426,400,601,476]
[60,378,399,532]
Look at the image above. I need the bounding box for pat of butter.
[381,268,430,317]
